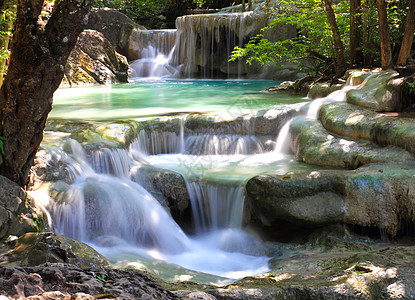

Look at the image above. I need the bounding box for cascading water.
[129,30,179,78]
[33,72,369,283]
[128,11,267,79]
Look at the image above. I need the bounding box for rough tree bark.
[397,0,415,66]
[323,0,346,75]
[0,0,92,187]
[376,0,392,69]
[350,0,363,67]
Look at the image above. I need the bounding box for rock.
[308,82,343,99]
[289,117,415,169]
[246,163,415,236]
[320,102,415,156]
[346,71,410,112]
[344,163,415,236]
[0,176,46,242]
[86,9,146,59]
[0,262,178,299]
[245,170,345,229]
[208,245,415,299]
[131,165,192,224]
[62,30,130,86]
[1,232,111,268]
[345,69,374,86]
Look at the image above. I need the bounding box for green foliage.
[231,0,415,75]
[32,216,45,233]
[230,0,350,75]
[0,0,16,80]
[407,82,415,95]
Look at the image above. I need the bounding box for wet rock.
[86,9,146,59]
[345,69,374,86]
[0,262,178,299]
[320,102,415,156]
[62,30,130,86]
[344,163,415,236]
[290,117,415,169]
[261,76,315,96]
[308,82,343,99]
[1,232,111,268]
[246,170,346,228]
[0,176,46,242]
[208,245,415,299]
[346,71,410,112]
[246,163,415,236]
[132,165,191,224]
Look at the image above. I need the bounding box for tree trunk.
[376,0,392,69]
[248,0,252,11]
[0,0,92,187]
[397,0,415,66]
[242,0,245,12]
[323,0,346,75]
[350,0,363,67]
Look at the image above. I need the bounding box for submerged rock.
[62,29,130,86]
[0,176,46,242]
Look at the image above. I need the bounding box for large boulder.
[1,232,111,268]
[132,165,192,224]
[245,170,346,229]
[0,176,46,242]
[86,9,146,59]
[246,163,415,236]
[62,29,130,86]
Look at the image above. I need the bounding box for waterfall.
[47,140,191,253]
[128,12,267,79]
[129,29,179,78]
[185,181,245,233]
[172,12,260,78]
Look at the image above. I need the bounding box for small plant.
[32,216,45,233]
[0,136,5,165]
[407,82,415,95]
[97,274,107,282]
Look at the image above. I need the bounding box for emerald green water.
[51,80,307,120]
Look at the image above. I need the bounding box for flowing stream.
[32,11,367,282]
[33,79,322,283]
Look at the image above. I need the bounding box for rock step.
[345,71,410,112]
[289,117,415,169]
[320,102,415,156]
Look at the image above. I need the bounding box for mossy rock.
[289,117,415,169]
[1,232,111,268]
[320,102,415,156]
